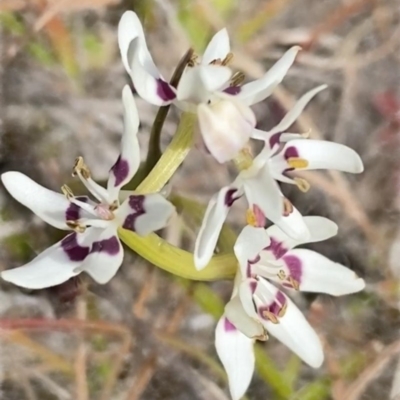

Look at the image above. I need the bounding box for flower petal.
[194,186,241,270]
[118,193,175,236]
[256,279,324,368]
[118,11,156,74]
[240,151,283,224]
[271,139,364,174]
[282,248,365,296]
[1,232,90,289]
[198,99,255,163]
[127,37,176,106]
[215,315,255,400]
[202,28,230,65]
[234,225,270,275]
[176,65,232,103]
[272,204,310,241]
[265,216,338,257]
[264,85,327,136]
[2,171,71,230]
[237,46,300,106]
[225,294,265,339]
[81,227,124,284]
[107,85,141,201]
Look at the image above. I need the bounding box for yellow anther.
[262,310,279,324]
[246,209,257,227]
[254,331,269,341]
[278,302,288,318]
[283,198,294,217]
[109,200,119,212]
[287,157,309,169]
[222,52,234,66]
[66,220,86,233]
[294,177,310,193]
[73,156,91,179]
[277,270,286,280]
[288,276,300,290]
[230,71,245,87]
[61,184,74,199]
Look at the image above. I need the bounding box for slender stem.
[118,229,236,281]
[137,111,197,193]
[142,48,194,177]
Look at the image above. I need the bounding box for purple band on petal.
[122,195,146,232]
[110,156,130,187]
[65,196,88,222]
[223,86,241,95]
[259,291,287,319]
[284,146,299,160]
[156,79,176,101]
[269,133,282,149]
[224,317,237,332]
[61,233,90,262]
[282,254,302,283]
[264,237,287,259]
[225,189,241,207]
[92,236,120,255]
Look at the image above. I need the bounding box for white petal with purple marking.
[215,315,255,400]
[225,294,264,339]
[194,185,241,270]
[255,279,324,368]
[237,46,301,106]
[270,139,364,173]
[81,226,124,284]
[198,99,255,163]
[0,231,98,289]
[265,216,338,257]
[127,37,176,106]
[117,193,175,236]
[107,85,141,201]
[234,226,270,275]
[2,171,71,230]
[240,151,283,224]
[202,28,230,65]
[176,65,232,103]
[283,248,365,296]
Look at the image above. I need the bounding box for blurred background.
[1,0,400,399]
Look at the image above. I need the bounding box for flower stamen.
[294,177,310,192]
[262,310,279,324]
[230,71,245,87]
[287,157,309,169]
[283,198,294,216]
[288,276,300,290]
[66,220,86,233]
[73,156,91,179]
[277,269,286,280]
[61,184,74,200]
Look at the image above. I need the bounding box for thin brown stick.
[75,294,89,400]
[343,339,400,400]
[125,354,158,400]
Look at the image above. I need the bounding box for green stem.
[142,49,194,177]
[137,111,196,193]
[118,229,236,280]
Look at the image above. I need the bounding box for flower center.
[95,203,115,221]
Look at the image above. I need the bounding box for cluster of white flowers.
[1,11,366,400]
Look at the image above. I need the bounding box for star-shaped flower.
[118,11,300,163]
[215,219,365,400]
[1,86,175,289]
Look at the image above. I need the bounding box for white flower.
[1,85,175,289]
[194,85,364,270]
[216,218,365,400]
[118,11,300,163]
